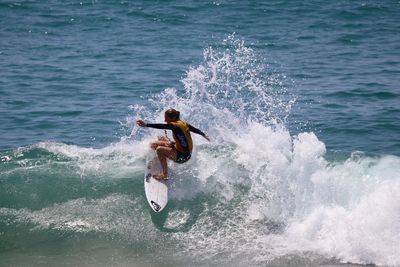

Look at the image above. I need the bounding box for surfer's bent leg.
[150,140,170,150]
[154,146,177,180]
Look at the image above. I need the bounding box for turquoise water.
[1,1,400,266]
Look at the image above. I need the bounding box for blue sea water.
[1,1,400,266]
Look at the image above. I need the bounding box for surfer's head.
[164,108,180,122]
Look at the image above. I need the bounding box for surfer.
[136,108,210,180]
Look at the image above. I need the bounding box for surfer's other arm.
[188,124,210,141]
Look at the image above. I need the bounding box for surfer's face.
[164,114,172,123]
[164,111,178,123]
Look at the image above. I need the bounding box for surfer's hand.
[203,134,211,142]
[136,120,146,127]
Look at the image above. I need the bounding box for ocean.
[1,1,399,266]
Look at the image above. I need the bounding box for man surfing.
[136,108,210,180]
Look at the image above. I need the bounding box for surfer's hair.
[165,108,180,120]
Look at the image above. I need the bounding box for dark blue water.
[2,1,399,153]
[1,1,399,266]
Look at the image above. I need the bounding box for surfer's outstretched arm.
[145,123,174,130]
[136,120,210,141]
[136,120,172,130]
[189,124,210,141]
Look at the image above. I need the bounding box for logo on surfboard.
[151,201,161,212]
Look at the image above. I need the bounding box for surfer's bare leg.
[150,140,170,150]
[154,146,177,180]
[149,138,177,180]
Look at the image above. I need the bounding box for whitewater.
[1,36,399,266]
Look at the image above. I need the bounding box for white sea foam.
[30,116,400,266]
[168,121,400,266]
[0,194,152,239]
[285,179,400,265]
[124,35,400,266]
[34,140,149,178]
[14,35,399,266]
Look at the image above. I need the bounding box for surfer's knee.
[150,141,163,150]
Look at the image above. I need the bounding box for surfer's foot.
[153,173,168,181]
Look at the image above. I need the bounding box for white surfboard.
[144,155,169,212]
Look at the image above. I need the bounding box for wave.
[2,134,399,265]
[1,35,399,266]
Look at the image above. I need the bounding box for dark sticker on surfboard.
[151,201,161,212]
[145,173,152,182]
